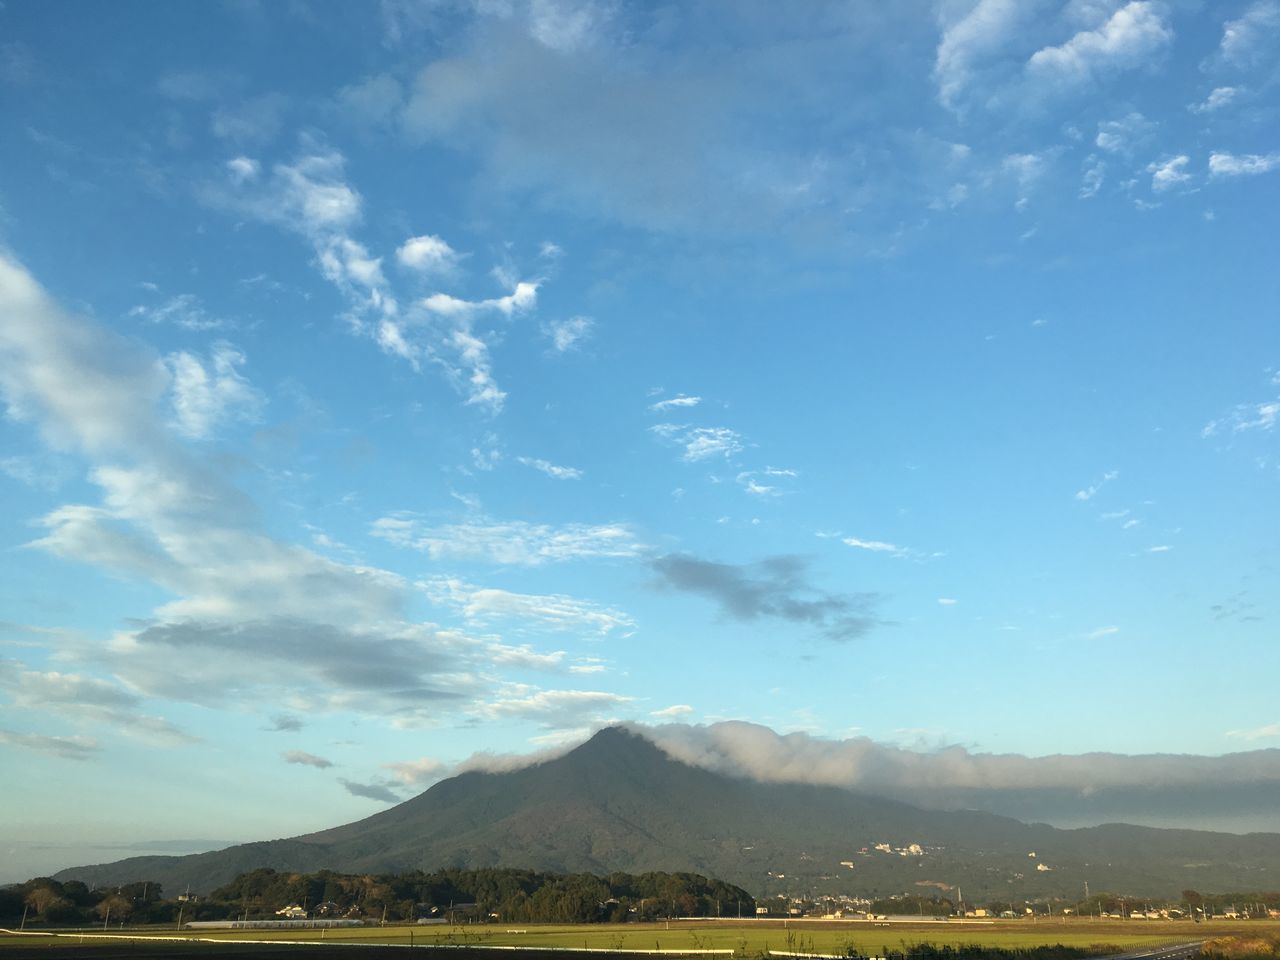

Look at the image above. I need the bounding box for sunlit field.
[5,917,1273,955]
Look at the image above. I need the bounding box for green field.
[4,918,1272,955]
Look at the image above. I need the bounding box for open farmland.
[4,918,1275,957]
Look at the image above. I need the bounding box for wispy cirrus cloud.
[421,577,635,637]
[166,343,264,440]
[516,456,582,480]
[649,394,701,413]
[1218,1,1280,68]
[1075,469,1118,501]
[372,513,642,565]
[0,728,100,761]
[129,292,228,331]
[842,536,907,556]
[650,423,745,462]
[1203,400,1279,436]
[1189,87,1239,114]
[206,145,546,415]
[480,687,635,727]
[542,315,594,353]
[1226,722,1280,741]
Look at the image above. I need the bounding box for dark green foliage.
[869,895,954,917]
[0,875,168,926]
[204,866,755,922]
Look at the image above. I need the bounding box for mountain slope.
[54,727,1280,898]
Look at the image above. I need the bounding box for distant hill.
[54,727,1280,899]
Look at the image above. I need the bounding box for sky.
[1,0,1278,883]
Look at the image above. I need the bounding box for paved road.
[1102,942,1204,960]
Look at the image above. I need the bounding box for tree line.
[1,868,756,926]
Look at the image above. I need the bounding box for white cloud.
[651,704,695,718]
[0,660,195,747]
[651,423,745,462]
[842,536,906,556]
[937,597,958,606]
[383,756,449,785]
[1209,151,1280,178]
[1189,86,1239,114]
[1220,1,1280,68]
[481,687,634,726]
[421,576,635,637]
[1148,155,1191,192]
[372,514,642,565]
[1087,625,1120,638]
[129,293,227,331]
[421,282,538,319]
[0,728,100,761]
[318,236,386,290]
[166,343,264,439]
[740,477,776,497]
[635,719,1280,802]
[471,440,502,472]
[0,252,576,726]
[1075,469,1118,501]
[226,156,260,184]
[543,315,594,353]
[1079,157,1106,198]
[396,234,461,274]
[649,394,702,412]
[0,257,171,458]
[1226,722,1280,741]
[1003,152,1045,189]
[211,147,547,414]
[516,456,582,480]
[1148,544,1172,553]
[221,149,362,236]
[737,469,794,498]
[1203,400,1280,436]
[933,0,1028,110]
[526,0,611,52]
[1095,112,1154,154]
[1026,2,1172,90]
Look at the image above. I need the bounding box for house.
[275,905,307,919]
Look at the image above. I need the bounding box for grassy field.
[4,918,1274,956]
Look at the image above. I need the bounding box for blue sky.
[1,0,1278,881]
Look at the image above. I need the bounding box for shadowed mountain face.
[54,727,1280,898]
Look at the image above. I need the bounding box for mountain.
[54,727,1280,899]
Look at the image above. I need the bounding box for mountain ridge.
[52,727,1280,898]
